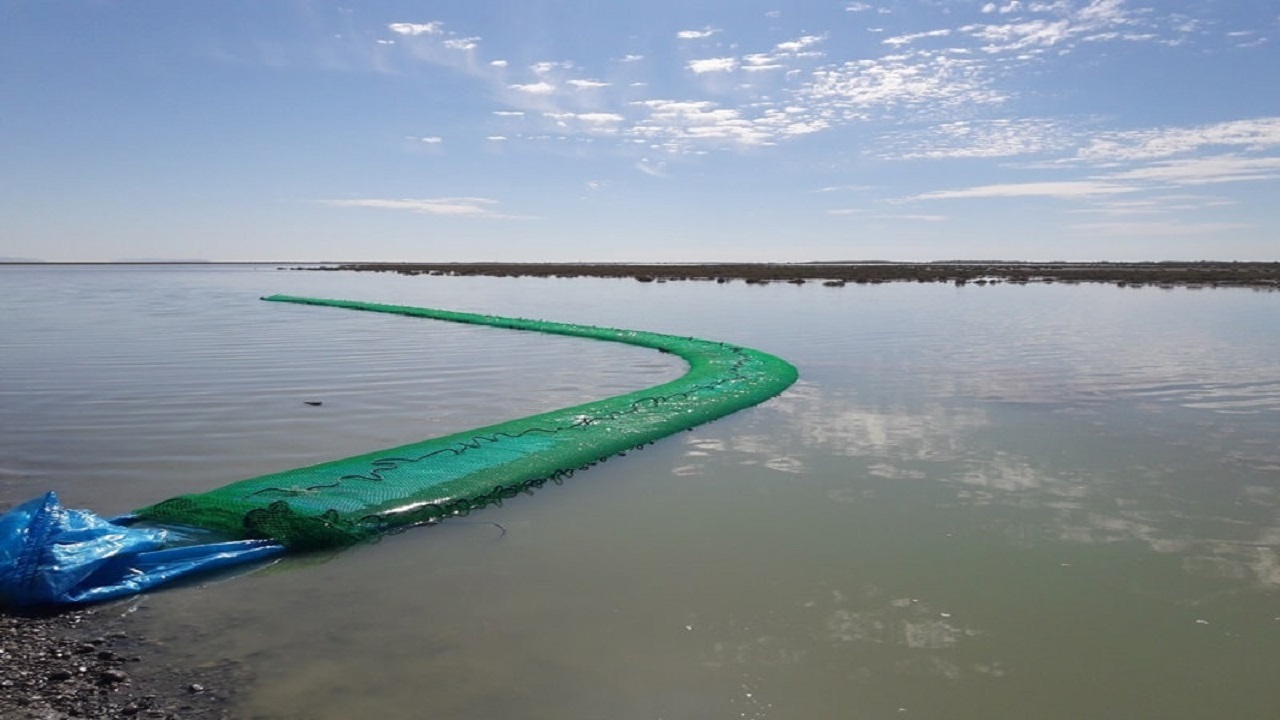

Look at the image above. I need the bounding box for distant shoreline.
[297,261,1280,290]
[6,260,1279,289]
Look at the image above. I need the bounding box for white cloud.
[876,118,1075,159]
[959,0,1143,56]
[443,37,480,51]
[509,81,556,94]
[632,99,778,148]
[1078,117,1280,162]
[388,22,443,36]
[963,18,1073,52]
[386,4,1263,164]
[899,116,1280,211]
[914,180,1137,200]
[322,197,520,218]
[531,61,574,74]
[417,136,443,144]
[1072,195,1237,217]
[544,112,626,134]
[799,53,1005,119]
[775,35,826,54]
[492,110,524,116]
[575,113,625,124]
[982,2,1023,14]
[883,29,953,48]
[688,57,738,73]
[486,135,508,141]
[677,28,720,40]
[1105,155,1280,186]
[816,185,875,193]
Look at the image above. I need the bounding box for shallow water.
[2,265,1278,719]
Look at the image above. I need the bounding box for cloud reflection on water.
[690,374,1280,589]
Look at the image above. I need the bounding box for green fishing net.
[133,296,798,549]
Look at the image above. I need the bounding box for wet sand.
[299,261,1280,289]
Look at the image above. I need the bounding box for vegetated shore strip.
[300,261,1280,289]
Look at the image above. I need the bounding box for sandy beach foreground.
[300,261,1280,289]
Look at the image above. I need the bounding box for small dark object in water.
[304,401,322,406]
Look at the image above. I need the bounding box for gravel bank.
[0,608,244,720]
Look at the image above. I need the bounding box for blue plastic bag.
[0,492,284,607]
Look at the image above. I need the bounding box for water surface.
[2,265,1277,719]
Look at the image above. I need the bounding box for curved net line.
[133,296,798,549]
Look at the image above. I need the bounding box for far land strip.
[298,261,1280,290]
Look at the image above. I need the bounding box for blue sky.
[3,1,1278,262]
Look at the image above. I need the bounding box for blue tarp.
[0,492,284,607]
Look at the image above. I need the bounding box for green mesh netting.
[133,295,798,549]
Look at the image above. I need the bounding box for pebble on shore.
[0,608,240,720]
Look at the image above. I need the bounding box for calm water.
[2,265,1278,719]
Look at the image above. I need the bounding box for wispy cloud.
[381,19,1008,152]
[799,53,1005,121]
[1077,118,1280,163]
[1070,194,1237,217]
[957,0,1141,55]
[877,213,949,221]
[388,22,442,36]
[914,180,1137,200]
[883,29,953,48]
[378,8,1274,167]
[899,118,1280,214]
[1070,220,1252,236]
[875,118,1076,160]
[443,37,480,51]
[321,197,528,219]
[636,158,668,177]
[630,100,778,148]
[545,111,626,133]
[816,185,875,193]
[1105,155,1280,186]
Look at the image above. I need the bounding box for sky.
[2,1,1278,263]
